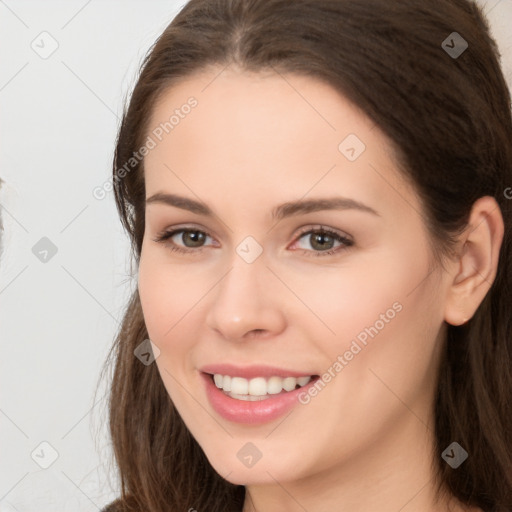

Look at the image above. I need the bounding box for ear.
[444,196,504,326]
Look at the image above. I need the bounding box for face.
[138,67,450,485]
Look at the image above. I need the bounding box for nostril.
[248,329,267,338]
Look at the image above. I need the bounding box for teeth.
[212,373,313,398]
[267,376,283,394]
[297,376,312,386]
[248,377,266,396]
[231,377,248,395]
[282,377,296,392]
[213,374,223,388]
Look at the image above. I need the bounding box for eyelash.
[152,225,354,257]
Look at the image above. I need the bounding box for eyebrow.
[145,192,380,220]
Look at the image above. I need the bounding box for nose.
[205,254,287,342]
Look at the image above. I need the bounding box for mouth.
[200,370,321,424]
[207,372,320,401]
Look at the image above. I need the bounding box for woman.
[99,0,512,510]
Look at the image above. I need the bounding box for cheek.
[137,255,207,407]
[283,241,440,393]
[276,250,426,348]
[312,259,442,427]
[138,253,208,342]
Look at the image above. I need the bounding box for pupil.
[312,233,333,250]
[184,231,205,247]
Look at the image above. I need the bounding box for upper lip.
[199,363,317,379]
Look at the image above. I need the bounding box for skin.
[137,66,503,512]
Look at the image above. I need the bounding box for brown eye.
[152,228,214,254]
[292,226,353,257]
[307,232,336,251]
[180,230,207,247]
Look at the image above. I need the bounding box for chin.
[219,466,290,486]
[203,446,307,486]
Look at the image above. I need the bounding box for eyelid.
[291,225,353,245]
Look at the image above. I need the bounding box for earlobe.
[443,196,504,327]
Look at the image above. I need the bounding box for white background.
[0,1,511,510]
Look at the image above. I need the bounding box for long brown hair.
[97,1,512,510]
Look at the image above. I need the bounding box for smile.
[201,371,321,424]
[212,374,314,400]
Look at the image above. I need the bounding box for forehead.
[147,67,375,159]
[143,67,420,221]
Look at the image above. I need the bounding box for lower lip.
[201,372,319,425]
